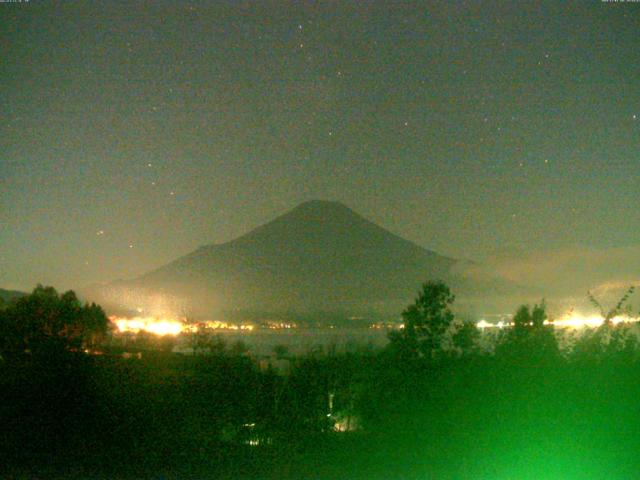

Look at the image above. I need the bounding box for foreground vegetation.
[1,283,640,479]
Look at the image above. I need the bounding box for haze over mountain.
[86,201,519,320]
[0,288,27,304]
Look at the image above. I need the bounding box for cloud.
[494,245,638,288]
[455,245,640,314]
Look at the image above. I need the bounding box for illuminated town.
[3,1,639,477]
[109,312,640,337]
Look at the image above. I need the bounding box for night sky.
[1,1,639,295]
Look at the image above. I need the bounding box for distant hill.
[86,201,519,320]
[0,288,27,304]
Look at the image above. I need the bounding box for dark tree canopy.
[496,301,559,361]
[0,284,109,360]
[391,280,456,358]
[451,320,480,355]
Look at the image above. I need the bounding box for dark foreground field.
[3,344,640,480]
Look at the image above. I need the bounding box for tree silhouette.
[452,320,480,356]
[588,286,635,325]
[497,301,558,361]
[0,284,108,360]
[572,287,638,361]
[390,280,456,359]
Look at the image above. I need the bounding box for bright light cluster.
[112,316,184,336]
[264,322,295,329]
[477,314,639,330]
[195,321,254,332]
[110,316,255,336]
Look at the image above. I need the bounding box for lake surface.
[178,327,392,356]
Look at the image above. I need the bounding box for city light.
[476,313,639,330]
[112,316,184,335]
[110,316,255,335]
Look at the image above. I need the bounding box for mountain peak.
[232,200,374,247]
[281,200,360,224]
[294,199,351,212]
[93,201,463,319]
[278,199,361,223]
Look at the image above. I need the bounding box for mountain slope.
[88,201,514,319]
[0,288,27,304]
